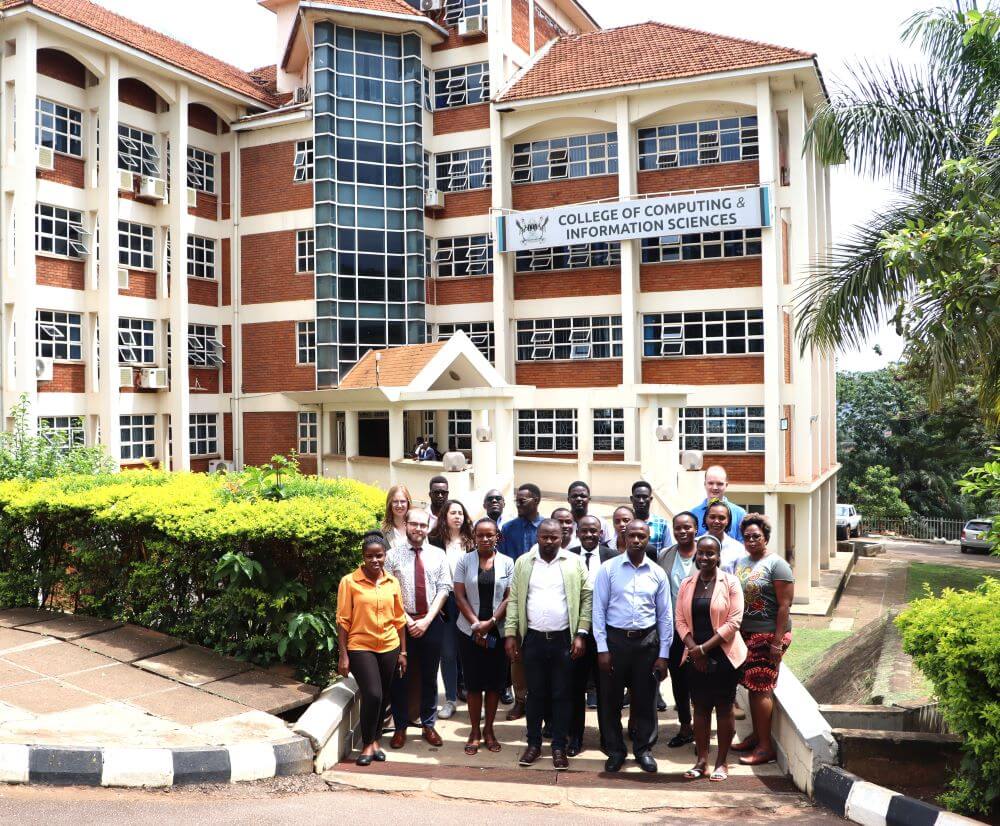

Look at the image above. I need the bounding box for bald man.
[689,465,747,541]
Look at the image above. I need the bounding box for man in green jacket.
[505,519,592,771]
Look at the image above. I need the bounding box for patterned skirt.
[739,631,792,694]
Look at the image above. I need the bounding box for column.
[493,402,515,482]
[809,488,821,587]
[819,478,832,568]
[616,97,640,386]
[470,408,497,487]
[344,410,359,478]
[491,109,514,382]
[764,491,783,569]
[792,494,813,604]
[434,408,449,452]
[576,406,593,485]
[388,407,404,483]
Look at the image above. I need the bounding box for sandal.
[731,736,758,753]
[683,764,708,780]
[484,734,502,753]
[739,749,776,766]
[464,740,480,755]
[710,765,729,782]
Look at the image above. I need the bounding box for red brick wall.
[240,141,313,217]
[38,154,85,188]
[241,322,315,392]
[514,268,619,300]
[189,367,219,394]
[701,453,764,483]
[637,160,760,195]
[518,450,578,459]
[222,325,233,393]
[223,413,233,461]
[241,231,313,304]
[243,412,299,467]
[120,269,157,299]
[119,78,160,113]
[220,152,232,220]
[640,257,761,293]
[434,104,490,136]
[432,27,488,51]
[188,192,218,221]
[221,238,232,306]
[38,363,85,393]
[512,175,618,211]
[427,276,492,305]
[512,0,531,51]
[188,103,218,135]
[515,360,622,387]
[434,188,490,220]
[535,3,563,43]
[188,277,218,306]
[36,256,85,290]
[641,355,763,384]
[190,458,212,472]
[37,49,86,87]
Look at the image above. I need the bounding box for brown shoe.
[390,729,407,749]
[422,726,443,747]
[518,745,541,766]
[505,701,526,721]
[552,749,569,771]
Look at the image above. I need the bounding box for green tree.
[957,447,1000,554]
[846,465,911,519]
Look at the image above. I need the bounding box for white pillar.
[576,406,593,485]
[764,491,783,569]
[493,402,515,482]
[470,408,497,487]
[819,478,832,569]
[388,407,404,483]
[792,494,813,604]
[616,97,640,386]
[491,108,514,382]
[344,410,359,477]
[809,487,821,587]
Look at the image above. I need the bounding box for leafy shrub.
[0,461,383,683]
[957,447,1000,554]
[846,464,911,519]
[896,578,1000,816]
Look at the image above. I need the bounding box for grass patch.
[784,628,852,682]
[905,563,996,602]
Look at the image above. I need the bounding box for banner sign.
[497,186,769,253]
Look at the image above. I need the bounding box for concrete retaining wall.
[293,677,361,772]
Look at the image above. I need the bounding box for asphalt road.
[877,537,1000,570]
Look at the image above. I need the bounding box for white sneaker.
[438,700,456,719]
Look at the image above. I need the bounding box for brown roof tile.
[339,341,448,389]
[497,21,813,102]
[307,0,432,17]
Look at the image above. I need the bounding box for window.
[511,132,618,183]
[297,320,316,364]
[593,408,624,452]
[444,0,486,23]
[298,411,318,454]
[118,317,155,365]
[641,228,761,264]
[187,146,215,193]
[516,316,622,361]
[120,414,156,461]
[186,235,216,279]
[35,98,83,157]
[118,124,159,176]
[434,62,490,109]
[434,148,491,192]
[293,138,314,182]
[189,413,219,456]
[434,235,492,277]
[187,323,223,366]
[38,416,86,452]
[517,409,577,453]
[296,229,315,273]
[448,410,472,452]
[35,203,88,258]
[679,406,765,453]
[118,221,155,270]
[436,321,494,363]
[36,310,82,361]
[515,241,620,272]
[638,116,758,171]
[643,309,764,357]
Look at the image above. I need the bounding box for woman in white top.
[701,499,746,572]
[428,499,474,719]
[381,484,412,550]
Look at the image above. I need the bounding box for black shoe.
[668,731,694,748]
[458,686,468,702]
[586,690,597,709]
[542,724,553,739]
[356,753,374,767]
[637,751,658,773]
[501,687,514,705]
[373,749,386,762]
[605,753,626,772]
[566,737,582,757]
[657,692,667,712]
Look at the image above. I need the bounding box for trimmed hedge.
[0,468,383,683]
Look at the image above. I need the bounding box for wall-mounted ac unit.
[36,146,55,171]
[118,169,135,192]
[117,268,130,290]
[208,459,234,473]
[424,189,445,210]
[293,85,311,104]
[187,187,198,208]
[458,16,485,36]
[140,368,169,390]
[119,366,136,388]
[34,357,53,382]
[139,176,167,202]
[420,0,443,10]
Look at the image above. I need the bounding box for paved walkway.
[0,607,316,749]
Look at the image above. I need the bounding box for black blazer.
[598,543,621,563]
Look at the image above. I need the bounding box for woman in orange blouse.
[337,531,407,766]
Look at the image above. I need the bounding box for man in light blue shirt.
[689,465,747,540]
[592,520,672,774]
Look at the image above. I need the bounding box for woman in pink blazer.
[675,535,748,782]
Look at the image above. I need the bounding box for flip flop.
[464,741,480,755]
[484,736,502,753]
[683,765,707,780]
[710,766,729,782]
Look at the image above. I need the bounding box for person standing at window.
[381,484,412,549]
[337,532,407,766]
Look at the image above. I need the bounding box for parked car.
[960,518,995,554]
[836,504,863,540]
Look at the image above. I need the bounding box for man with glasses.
[483,489,508,525]
[427,475,449,531]
[386,508,452,749]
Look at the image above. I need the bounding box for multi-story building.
[0,0,837,601]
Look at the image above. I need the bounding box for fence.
[866,515,966,542]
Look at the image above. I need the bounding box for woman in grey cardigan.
[453,518,514,755]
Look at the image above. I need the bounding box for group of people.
[336,465,794,780]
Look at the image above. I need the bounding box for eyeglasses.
[743,533,765,542]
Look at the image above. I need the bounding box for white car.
[836,504,863,540]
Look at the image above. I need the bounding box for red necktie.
[413,547,428,616]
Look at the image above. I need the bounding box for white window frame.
[297,320,316,365]
[641,228,762,264]
[436,322,495,364]
[593,408,625,452]
[298,411,318,455]
[187,323,223,367]
[434,63,490,110]
[516,316,622,362]
[511,131,618,183]
[517,409,578,453]
[189,413,219,456]
[35,97,83,157]
[678,406,766,453]
[443,0,487,23]
[448,410,473,453]
[296,229,315,273]
[38,416,86,453]
[435,235,492,278]
[637,116,759,171]
[118,123,159,177]
[118,220,155,270]
[120,414,156,462]
[186,234,216,280]
[293,138,314,182]
[642,309,764,358]
[186,145,215,193]
[36,309,83,361]
[35,203,89,258]
[118,317,155,365]
[434,148,491,192]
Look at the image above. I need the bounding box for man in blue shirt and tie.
[592,520,672,774]
[689,465,747,540]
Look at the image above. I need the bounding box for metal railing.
[865,515,966,542]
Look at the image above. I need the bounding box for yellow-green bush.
[0,467,383,683]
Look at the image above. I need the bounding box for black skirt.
[685,653,740,708]
[457,629,507,693]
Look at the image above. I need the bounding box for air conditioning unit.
[118,169,135,192]
[36,146,56,171]
[35,357,53,382]
[187,187,198,208]
[208,459,234,474]
[119,366,137,388]
[420,0,443,10]
[293,85,311,104]
[458,15,486,36]
[139,176,167,202]
[140,368,169,390]
[118,268,130,290]
[424,189,445,210]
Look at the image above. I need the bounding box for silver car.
[960,519,995,554]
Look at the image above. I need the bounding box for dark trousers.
[570,631,597,743]
[597,626,660,758]
[348,647,400,746]
[390,615,444,729]
[523,629,573,750]
[667,631,692,727]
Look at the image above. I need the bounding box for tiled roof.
[339,341,447,389]
[497,21,814,102]
[2,0,281,104]
[306,0,431,17]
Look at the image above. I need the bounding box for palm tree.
[797,2,1000,420]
